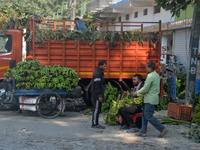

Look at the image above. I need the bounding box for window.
[0,35,12,53]
[134,12,138,18]
[166,5,172,11]
[143,9,148,16]
[154,6,160,14]
[118,16,121,22]
[126,14,129,20]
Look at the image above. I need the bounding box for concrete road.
[0,110,199,150]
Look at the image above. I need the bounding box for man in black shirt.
[91,60,107,129]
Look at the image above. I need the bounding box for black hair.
[74,18,80,20]
[147,61,155,70]
[98,60,107,66]
[133,74,142,81]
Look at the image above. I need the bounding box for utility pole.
[70,0,77,30]
[185,3,200,107]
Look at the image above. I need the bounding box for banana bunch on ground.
[4,59,79,91]
[155,99,166,111]
[101,82,118,113]
[104,100,120,125]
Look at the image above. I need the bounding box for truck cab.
[0,30,22,82]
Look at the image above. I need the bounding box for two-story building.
[86,0,196,70]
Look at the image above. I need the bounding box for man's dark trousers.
[92,99,102,126]
[119,106,138,128]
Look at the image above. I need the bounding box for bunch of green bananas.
[34,82,46,90]
[155,99,166,111]
[133,96,144,106]
[123,96,133,105]
[4,59,79,91]
[104,100,119,125]
[4,72,11,78]
[101,82,118,113]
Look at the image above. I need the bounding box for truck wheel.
[36,91,63,119]
[0,82,4,89]
[74,86,82,98]
[83,90,92,107]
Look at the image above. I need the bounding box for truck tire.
[83,90,92,107]
[74,86,82,98]
[0,82,4,89]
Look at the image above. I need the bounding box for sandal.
[158,127,168,138]
[92,125,105,129]
[135,132,147,137]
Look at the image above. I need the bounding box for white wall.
[114,6,175,31]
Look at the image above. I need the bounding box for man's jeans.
[140,103,165,134]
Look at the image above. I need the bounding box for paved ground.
[0,110,199,150]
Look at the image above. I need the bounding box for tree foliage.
[1,0,89,20]
[155,0,199,17]
[0,4,38,31]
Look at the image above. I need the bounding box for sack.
[19,96,36,111]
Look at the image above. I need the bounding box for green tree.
[1,0,90,20]
[155,0,199,17]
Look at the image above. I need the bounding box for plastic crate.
[167,102,192,121]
